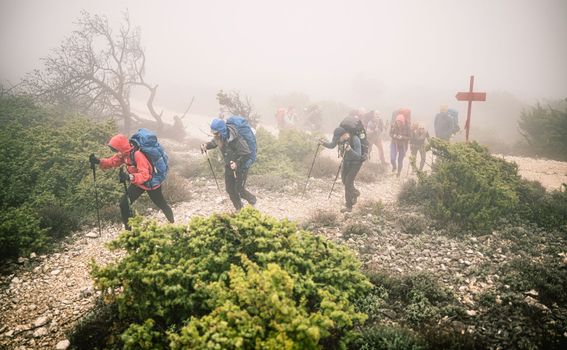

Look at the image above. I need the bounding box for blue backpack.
[448,109,460,133]
[227,116,256,168]
[129,128,169,188]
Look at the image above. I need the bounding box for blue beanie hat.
[210,119,228,140]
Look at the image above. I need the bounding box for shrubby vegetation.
[89,208,371,349]
[0,95,121,259]
[399,138,567,233]
[518,100,567,161]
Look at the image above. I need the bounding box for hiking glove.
[119,171,132,183]
[89,153,100,165]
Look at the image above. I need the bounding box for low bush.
[305,209,340,229]
[90,207,371,349]
[343,222,374,239]
[401,139,567,233]
[0,95,120,260]
[350,325,426,350]
[356,200,384,217]
[357,162,385,183]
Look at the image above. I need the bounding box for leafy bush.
[90,207,371,349]
[402,139,567,233]
[0,95,120,259]
[518,101,567,161]
[350,325,426,350]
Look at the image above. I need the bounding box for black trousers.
[119,184,174,229]
[341,161,362,209]
[224,166,256,210]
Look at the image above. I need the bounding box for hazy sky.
[1,0,566,114]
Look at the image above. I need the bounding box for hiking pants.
[120,184,174,230]
[341,161,362,209]
[410,145,426,171]
[225,166,256,210]
[390,141,406,174]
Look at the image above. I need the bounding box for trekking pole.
[90,160,102,236]
[119,167,133,218]
[203,150,223,197]
[302,143,321,198]
[328,158,344,199]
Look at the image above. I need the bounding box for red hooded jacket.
[99,134,156,190]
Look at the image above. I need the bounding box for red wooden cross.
[455,75,486,142]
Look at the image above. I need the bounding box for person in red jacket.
[89,134,174,230]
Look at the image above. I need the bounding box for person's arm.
[130,151,152,185]
[345,137,362,160]
[99,154,124,169]
[321,138,338,149]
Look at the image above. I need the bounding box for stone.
[466,310,477,316]
[85,232,99,238]
[33,327,48,338]
[29,252,37,259]
[33,316,49,328]
[55,340,71,350]
[4,330,14,337]
[17,257,28,264]
[50,269,61,276]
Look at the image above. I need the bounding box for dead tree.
[21,11,167,132]
[216,90,260,127]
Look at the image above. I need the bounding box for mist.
[1,0,566,142]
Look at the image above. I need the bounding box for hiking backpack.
[448,109,460,133]
[340,115,369,161]
[227,116,257,168]
[129,128,169,188]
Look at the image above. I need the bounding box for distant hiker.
[319,122,365,212]
[201,116,257,210]
[434,105,454,140]
[304,104,322,131]
[275,107,287,130]
[410,122,430,171]
[366,111,386,165]
[390,114,411,177]
[89,130,174,230]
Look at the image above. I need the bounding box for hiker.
[390,114,411,177]
[434,105,454,140]
[319,122,365,212]
[275,107,287,130]
[366,111,386,165]
[304,104,322,131]
[201,117,257,210]
[89,131,174,230]
[409,122,430,171]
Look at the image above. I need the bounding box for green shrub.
[0,206,48,259]
[518,101,567,161]
[404,139,567,233]
[356,200,384,217]
[90,207,371,349]
[350,325,426,350]
[0,95,120,259]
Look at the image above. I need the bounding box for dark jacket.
[323,134,363,162]
[434,112,453,140]
[206,124,252,168]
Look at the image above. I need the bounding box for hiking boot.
[352,189,360,205]
[243,194,257,206]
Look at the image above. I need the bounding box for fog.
[1,0,566,142]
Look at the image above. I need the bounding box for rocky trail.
[1,150,566,349]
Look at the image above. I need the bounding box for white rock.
[55,340,70,350]
[466,310,477,316]
[85,232,99,238]
[17,257,28,264]
[4,330,14,337]
[29,252,37,259]
[33,327,48,338]
[33,316,49,327]
[50,269,61,276]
